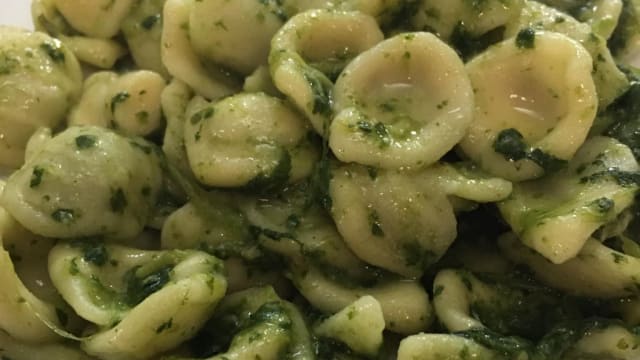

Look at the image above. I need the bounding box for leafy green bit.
[604,77,640,159]
[110,92,130,113]
[156,318,173,333]
[356,120,392,148]
[609,0,640,55]
[129,140,153,154]
[493,128,527,161]
[590,197,614,213]
[75,134,97,149]
[141,14,161,30]
[51,209,76,224]
[244,149,291,193]
[30,166,45,188]
[110,188,128,213]
[304,70,332,116]
[368,210,385,237]
[579,168,640,187]
[516,28,536,49]
[286,214,300,230]
[315,336,356,359]
[455,328,531,358]
[40,41,65,63]
[366,166,378,180]
[190,106,214,124]
[0,52,18,75]
[450,22,505,60]
[71,238,110,267]
[249,225,294,241]
[433,285,444,297]
[402,241,436,269]
[124,265,172,306]
[252,302,292,329]
[493,128,568,172]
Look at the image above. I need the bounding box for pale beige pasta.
[0,26,82,168]
[459,30,597,181]
[70,70,166,137]
[330,32,473,169]
[183,93,318,188]
[121,0,168,77]
[292,266,432,334]
[0,330,94,360]
[538,0,623,39]
[1,126,163,239]
[505,0,628,108]
[52,0,134,39]
[269,9,384,134]
[313,295,385,357]
[161,0,239,100]
[498,137,640,264]
[397,333,501,360]
[330,163,457,278]
[48,243,227,360]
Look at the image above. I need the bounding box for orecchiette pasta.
[0,126,164,239]
[0,26,82,168]
[459,30,597,181]
[183,92,318,188]
[121,0,168,77]
[498,136,640,264]
[69,70,166,137]
[330,32,473,169]
[269,9,384,134]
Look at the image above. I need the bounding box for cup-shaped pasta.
[161,79,194,176]
[500,234,640,298]
[188,0,285,76]
[565,324,640,359]
[506,0,628,108]
[184,93,318,189]
[397,334,501,360]
[0,126,164,240]
[121,0,168,77]
[313,295,385,357]
[0,27,82,168]
[459,30,598,181]
[498,137,640,264]
[412,0,524,40]
[269,9,384,134]
[48,243,227,360]
[189,286,314,360]
[330,163,457,278]
[69,70,166,137]
[330,32,473,169]
[292,266,432,334]
[161,0,239,100]
[538,0,623,39]
[52,0,134,39]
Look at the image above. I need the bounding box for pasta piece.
[500,234,640,298]
[0,330,92,360]
[52,0,134,39]
[313,295,385,357]
[161,79,195,176]
[1,126,163,239]
[498,136,640,264]
[190,286,315,360]
[505,0,628,108]
[0,26,82,168]
[121,0,168,77]
[412,0,524,40]
[538,0,623,39]
[69,70,166,137]
[460,30,597,181]
[566,324,640,359]
[329,32,473,169]
[183,93,318,188]
[48,243,227,360]
[31,0,127,69]
[243,65,281,98]
[161,0,239,100]
[397,333,501,360]
[188,0,285,76]
[610,0,640,66]
[0,209,61,343]
[292,266,432,334]
[431,269,487,332]
[270,9,384,134]
[278,0,408,24]
[330,163,457,277]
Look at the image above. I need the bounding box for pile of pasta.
[2,0,640,359]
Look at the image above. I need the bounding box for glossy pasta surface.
[1,1,640,359]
